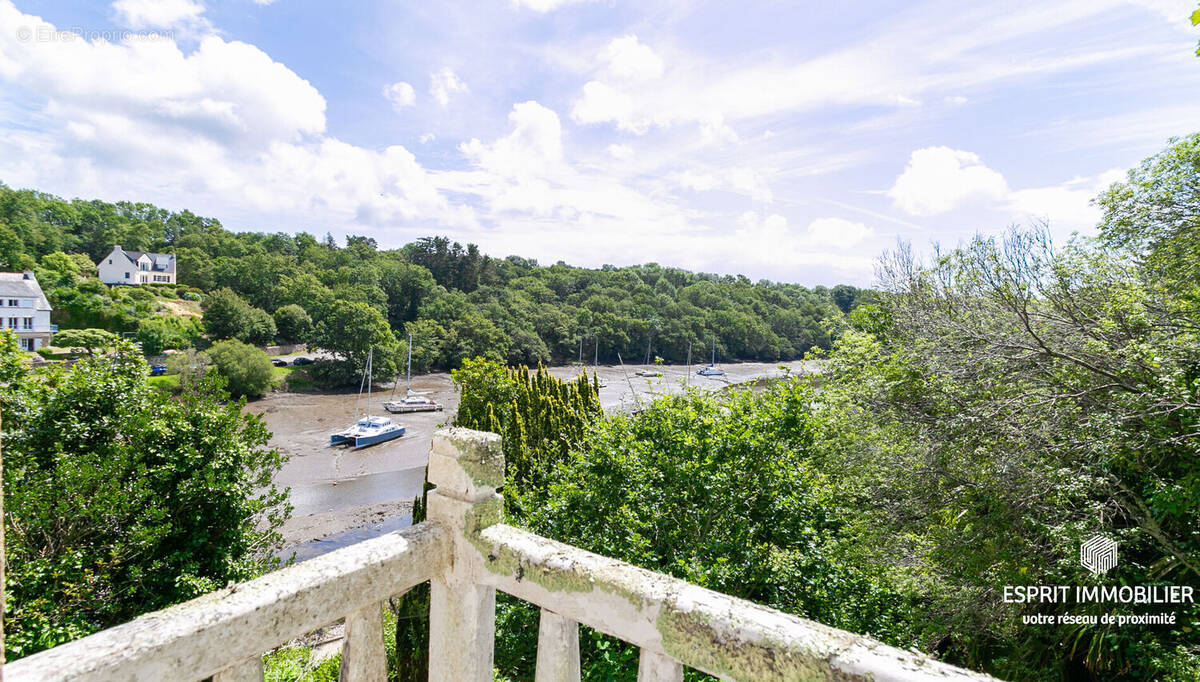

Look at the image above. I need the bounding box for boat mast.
[366,348,373,417]
[406,331,413,394]
[686,341,692,387]
[711,336,716,365]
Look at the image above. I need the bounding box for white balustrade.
[5,428,998,682]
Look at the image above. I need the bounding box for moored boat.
[696,337,725,376]
[331,348,406,448]
[330,415,406,447]
[383,331,444,414]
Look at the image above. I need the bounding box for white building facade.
[98,245,177,285]
[0,271,55,351]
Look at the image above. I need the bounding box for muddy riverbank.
[255,359,816,555]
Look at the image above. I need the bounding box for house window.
[19,338,31,351]
[125,272,130,279]
[108,259,113,264]
[22,318,32,330]
[6,299,16,307]
[7,318,16,329]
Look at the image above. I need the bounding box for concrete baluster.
[213,656,262,682]
[340,602,388,682]
[534,609,580,682]
[637,649,683,681]
[425,428,506,682]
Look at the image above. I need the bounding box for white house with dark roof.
[0,270,55,351]
[98,245,177,285]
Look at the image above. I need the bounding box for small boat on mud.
[331,349,406,448]
[384,332,443,414]
[330,415,406,448]
[385,394,443,413]
[696,337,725,376]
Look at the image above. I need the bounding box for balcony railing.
[6,428,997,682]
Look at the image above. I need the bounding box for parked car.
[292,356,315,366]
[149,364,167,376]
[271,358,290,367]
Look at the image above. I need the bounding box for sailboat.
[634,334,662,377]
[331,349,406,448]
[696,337,725,376]
[592,338,607,388]
[385,332,444,414]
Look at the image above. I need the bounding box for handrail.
[475,523,991,682]
[6,521,449,681]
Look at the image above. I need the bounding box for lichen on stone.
[656,607,855,682]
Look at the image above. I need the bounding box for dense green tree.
[273,304,312,344]
[2,336,286,659]
[243,306,277,347]
[201,288,274,346]
[812,225,1200,679]
[201,287,254,341]
[50,328,117,354]
[308,300,400,384]
[204,339,275,398]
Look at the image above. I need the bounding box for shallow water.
[280,511,414,562]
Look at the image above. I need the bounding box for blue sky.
[0,0,1197,285]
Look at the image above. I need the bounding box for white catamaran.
[331,349,407,448]
[384,332,444,414]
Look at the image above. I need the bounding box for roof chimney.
[23,270,34,280]
[114,244,121,251]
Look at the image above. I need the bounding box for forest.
[0,186,863,383]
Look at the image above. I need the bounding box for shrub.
[204,339,275,398]
[2,335,286,659]
[51,327,118,354]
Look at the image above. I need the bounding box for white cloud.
[600,35,664,81]
[112,0,204,29]
[1007,168,1125,230]
[0,2,471,232]
[460,100,564,180]
[419,133,435,144]
[888,144,1124,232]
[430,67,467,107]
[571,80,642,131]
[806,217,872,248]
[732,212,875,276]
[606,143,633,159]
[672,167,771,202]
[888,147,1009,216]
[382,81,415,110]
[509,0,592,11]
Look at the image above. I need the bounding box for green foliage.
[50,327,117,353]
[273,303,313,344]
[308,299,400,385]
[452,358,602,505]
[203,288,266,343]
[204,339,275,398]
[135,316,200,355]
[2,338,287,660]
[812,225,1200,679]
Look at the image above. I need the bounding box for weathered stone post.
[425,428,505,682]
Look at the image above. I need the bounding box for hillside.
[0,184,867,372]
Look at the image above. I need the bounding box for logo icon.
[1080,535,1118,575]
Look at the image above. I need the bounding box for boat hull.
[352,426,406,447]
[330,426,406,448]
[383,402,443,413]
